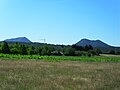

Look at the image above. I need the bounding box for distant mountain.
[76,39,111,47]
[76,39,120,53]
[4,37,32,43]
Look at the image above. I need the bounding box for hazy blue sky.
[0,0,120,46]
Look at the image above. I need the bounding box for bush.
[116,51,120,55]
[11,48,19,54]
[75,51,82,56]
[1,42,10,54]
[64,47,75,56]
[109,50,115,54]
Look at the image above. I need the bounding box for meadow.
[0,53,120,62]
[0,54,120,90]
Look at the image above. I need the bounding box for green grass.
[0,53,120,62]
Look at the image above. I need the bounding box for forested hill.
[0,37,120,55]
[76,39,111,47]
[76,39,120,53]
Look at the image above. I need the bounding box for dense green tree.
[1,42,10,54]
[89,50,96,56]
[28,46,37,55]
[11,48,19,54]
[87,50,98,57]
[72,44,84,51]
[20,45,28,55]
[61,44,64,48]
[75,51,82,56]
[79,51,87,56]
[87,51,92,57]
[95,49,102,56]
[10,42,20,54]
[38,47,42,55]
[14,42,19,49]
[41,45,48,55]
[0,41,104,56]
[88,45,93,50]
[64,47,75,56]
[28,48,34,55]
[116,51,120,55]
[41,45,55,56]
[109,50,115,54]
[84,45,89,51]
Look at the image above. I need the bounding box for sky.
[0,0,120,46]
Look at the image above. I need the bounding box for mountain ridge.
[1,37,120,53]
[4,37,32,43]
[76,38,120,53]
[76,38,111,47]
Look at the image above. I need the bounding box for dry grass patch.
[0,59,120,90]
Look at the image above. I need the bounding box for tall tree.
[14,42,19,49]
[84,45,89,51]
[20,45,27,55]
[41,45,54,55]
[88,45,93,50]
[95,48,102,56]
[38,47,42,55]
[72,44,84,51]
[41,45,48,55]
[109,50,115,54]
[64,47,75,56]
[11,48,19,54]
[28,46,36,55]
[1,42,10,54]
[11,42,20,54]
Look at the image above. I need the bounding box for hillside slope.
[4,37,32,43]
[76,39,120,53]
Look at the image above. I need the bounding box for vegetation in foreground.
[0,59,120,90]
[0,53,120,62]
[0,41,102,56]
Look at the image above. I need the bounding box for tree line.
[0,42,103,56]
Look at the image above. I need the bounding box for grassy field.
[0,53,120,62]
[0,58,120,90]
